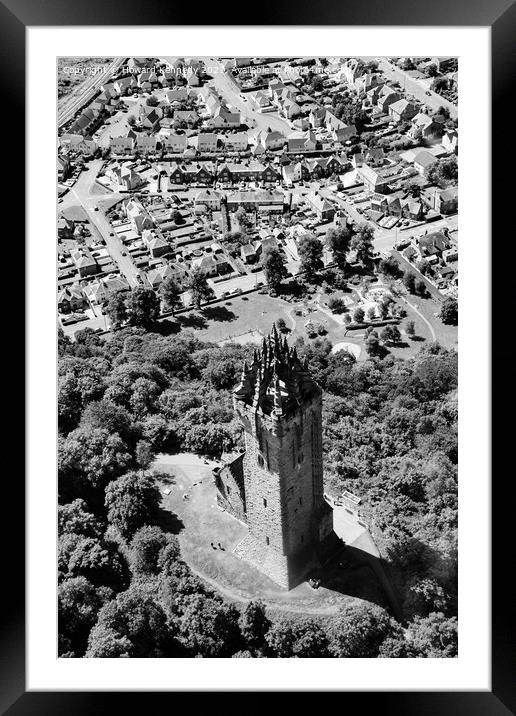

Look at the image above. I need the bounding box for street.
[60,160,140,287]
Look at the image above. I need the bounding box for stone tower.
[226,325,335,590]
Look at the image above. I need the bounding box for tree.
[381,325,401,344]
[403,271,417,293]
[366,306,377,322]
[126,287,160,328]
[238,600,271,652]
[159,275,182,311]
[327,603,395,658]
[87,586,173,657]
[298,233,324,276]
[406,320,416,337]
[365,333,382,357]
[135,439,154,470]
[105,471,161,541]
[276,317,287,333]
[439,298,458,325]
[177,594,242,657]
[58,499,103,539]
[127,115,136,127]
[407,612,458,657]
[351,224,374,266]
[85,624,134,657]
[145,95,159,107]
[263,247,287,291]
[265,616,329,657]
[235,206,253,231]
[326,226,351,271]
[105,291,128,330]
[378,256,400,278]
[415,279,427,297]
[59,576,113,656]
[129,526,175,575]
[353,307,365,323]
[187,266,215,309]
[60,535,127,589]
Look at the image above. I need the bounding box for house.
[402,199,424,220]
[57,216,74,238]
[57,155,70,181]
[409,112,438,139]
[137,71,159,88]
[358,163,393,193]
[287,130,317,153]
[278,97,302,120]
[306,192,335,221]
[58,284,87,313]
[240,242,260,264]
[142,230,170,258]
[206,104,241,129]
[165,87,190,103]
[443,247,458,264]
[139,106,162,130]
[114,77,137,95]
[364,147,385,167]
[417,230,450,259]
[135,135,158,154]
[441,129,458,154]
[377,87,401,113]
[147,261,188,289]
[370,193,388,214]
[110,136,136,155]
[252,92,272,111]
[389,99,418,122]
[68,107,102,136]
[71,248,98,277]
[83,276,131,305]
[224,132,248,152]
[425,185,458,215]
[161,132,187,153]
[107,163,145,191]
[190,252,230,276]
[194,189,222,210]
[191,133,219,153]
[309,107,327,128]
[253,129,285,151]
[173,109,198,125]
[413,150,438,176]
[126,199,153,234]
[217,161,280,183]
[226,189,285,213]
[324,111,357,143]
[341,58,364,86]
[59,134,97,156]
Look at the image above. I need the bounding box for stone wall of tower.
[237,391,328,573]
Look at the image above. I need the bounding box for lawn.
[152,453,387,615]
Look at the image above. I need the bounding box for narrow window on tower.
[263,498,267,508]
[266,536,270,545]
[299,497,303,505]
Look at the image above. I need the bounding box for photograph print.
[57,55,458,659]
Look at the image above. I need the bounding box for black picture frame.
[7,0,511,712]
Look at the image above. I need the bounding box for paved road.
[374,57,458,120]
[58,57,126,128]
[61,159,140,287]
